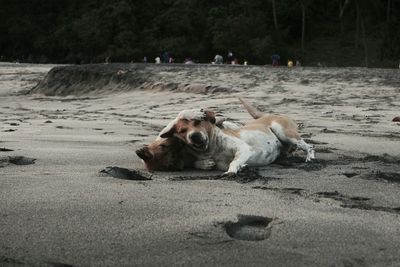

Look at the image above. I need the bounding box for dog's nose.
[189,132,204,144]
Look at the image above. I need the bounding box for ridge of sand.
[30,63,400,96]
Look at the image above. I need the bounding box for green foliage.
[0,0,399,66]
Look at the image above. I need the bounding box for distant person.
[143,56,147,63]
[155,57,161,64]
[105,57,110,64]
[162,51,170,63]
[232,58,239,65]
[287,60,294,68]
[296,60,301,67]
[243,60,248,66]
[271,54,280,67]
[214,54,223,64]
[227,50,234,64]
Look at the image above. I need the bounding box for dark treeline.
[1,0,399,67]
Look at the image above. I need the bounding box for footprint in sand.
[224,214,275,241]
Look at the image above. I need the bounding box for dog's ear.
[204,110,216,124]
[159,118,178,138]
[160,127,175,138]
[136,146,153,161]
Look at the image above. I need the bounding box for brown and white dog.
[156,98,315,175]
[136,110,226,171]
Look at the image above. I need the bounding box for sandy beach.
[1,62,399,266]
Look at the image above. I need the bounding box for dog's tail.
[238,97,263,119]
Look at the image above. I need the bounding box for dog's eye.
[193,120,201,126]
[160,144,167,148]
[179,128,188,134]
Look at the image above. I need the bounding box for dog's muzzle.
[189,132,208,151]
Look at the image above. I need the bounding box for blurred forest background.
[1,0,399,67]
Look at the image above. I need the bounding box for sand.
[1,62,400,266]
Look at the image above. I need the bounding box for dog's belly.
[240,130,282,166]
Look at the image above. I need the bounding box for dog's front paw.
[305,148,315,162]
[194,159,215,170]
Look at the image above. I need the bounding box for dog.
[136,110,229,171]
[136,98,314,172]
[135,136,193,171]
[157,98,315,175]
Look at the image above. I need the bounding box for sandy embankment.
[1,62,400,266]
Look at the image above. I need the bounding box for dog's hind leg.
[295,139,315,162]
[270,122,315,162]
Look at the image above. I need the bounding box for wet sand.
[1,62,400,266]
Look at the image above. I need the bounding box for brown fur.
[221,128,241,138]
[239,97,300,140]
[243,115,301,140]
[136,137,194,171]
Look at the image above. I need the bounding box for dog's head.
[159,110,216,151]
[135,137,187,171]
